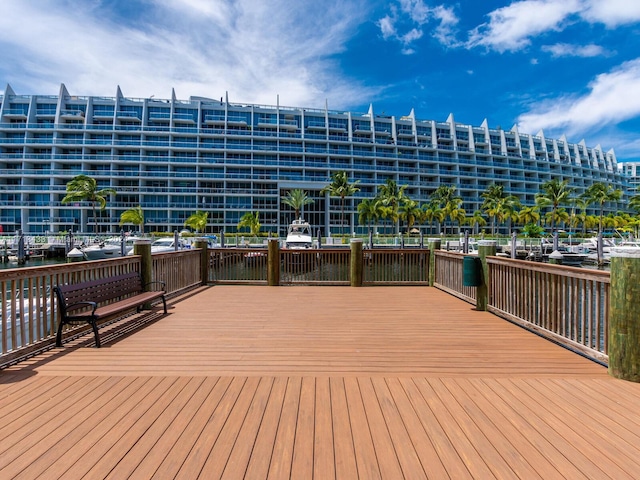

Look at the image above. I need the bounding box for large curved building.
[0,83,628,236]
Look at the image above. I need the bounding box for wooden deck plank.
[412,378,497,479]
[330,377,359,479]
[1,285,639,479]
[243,376,288,479]
[105,377,206,479]
[0,377,124,477]
[490,378,612,478]
[385,378,450,479]
[174,376,247,479]
[290,377,316,479]
[12,377,142,480]
[149,376,233,480]
[64,377,180,480]
[128,376,222,479]
[441,378,545,479]
[358,377,405,479]
[370,377,427,479]
[520,378,640,478]
[343,377,382,480]
[0,376,83,440]
[197,376,262,479]
[314,377,336,480]
[267,377,301,480]
[221,377,275,479]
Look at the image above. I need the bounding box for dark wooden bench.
[54,272,167,348]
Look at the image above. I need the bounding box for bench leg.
[55,321,65,347]
[90,319,101,348]
[161,295,167,314]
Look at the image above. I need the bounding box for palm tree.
[377,179,407,234]
[466,210,487,235]
[61,174,116,233]
[572,197,590,236]
[517,205,540,227]
[184,210,209,233]
[448,201,467,236]
[280,189,314,221]
[321,171,360,235]
[583,182,623,234]
[535,179,574,235]
[480,184,521,236]
[237,211,261,236]
[119,205,145,233]
[423,201,444,235]
[357,197,384,234]
[480,184,506,236]
[630,194,640,214]
[544,207,570,231]
[398,197,422,234]
[431,185,462,236]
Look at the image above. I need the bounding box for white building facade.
[0,83,629,235]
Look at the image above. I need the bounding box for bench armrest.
[66,301,98,314]
[144,281,166,292]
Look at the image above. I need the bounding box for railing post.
[134,239,153,309]
[609,248,640,382]
[194,238,209,286]
[350,238,363,287]
[134,239,152,287]
[428,238,441,287]
[477,240,497,311]
[267,238,280,286]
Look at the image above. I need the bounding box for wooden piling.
[428,238,441,287]
[134,239,153,309]
[350,239,363,287]
[194,239,209,285]
[477,240,497,311]
[609,248,640,382]
[267,238,280,286]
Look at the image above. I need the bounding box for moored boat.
[81,235,145,260]
[282,218,316,269]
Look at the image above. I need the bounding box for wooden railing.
[487,257,610,364]
[209,248,268,284]
[363,249,429,285]
[151,249,203,293]
[433,250,477,303]
[281,249,350,285]
[208,247,430,286]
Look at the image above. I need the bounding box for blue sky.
[1,0,639,161]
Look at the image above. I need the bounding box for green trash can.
[462,256,482,287]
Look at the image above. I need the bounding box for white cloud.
[431,5,460,47]
[542,43,610,58]
[581,0,640,27]
[378,1,461,51]
[0,0,379,109]
[401,28,423,44]
[518,58,640,136]
[399,0,430,24]
[467,0,582,52]
[378,15,397,39]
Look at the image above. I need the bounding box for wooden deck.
[1,286,640,479]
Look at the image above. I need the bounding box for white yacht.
[82,236,143,260]
[284,219,313,249]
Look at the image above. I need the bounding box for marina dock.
[2,285,639,479]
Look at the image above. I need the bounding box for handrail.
[486,256,609,364]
